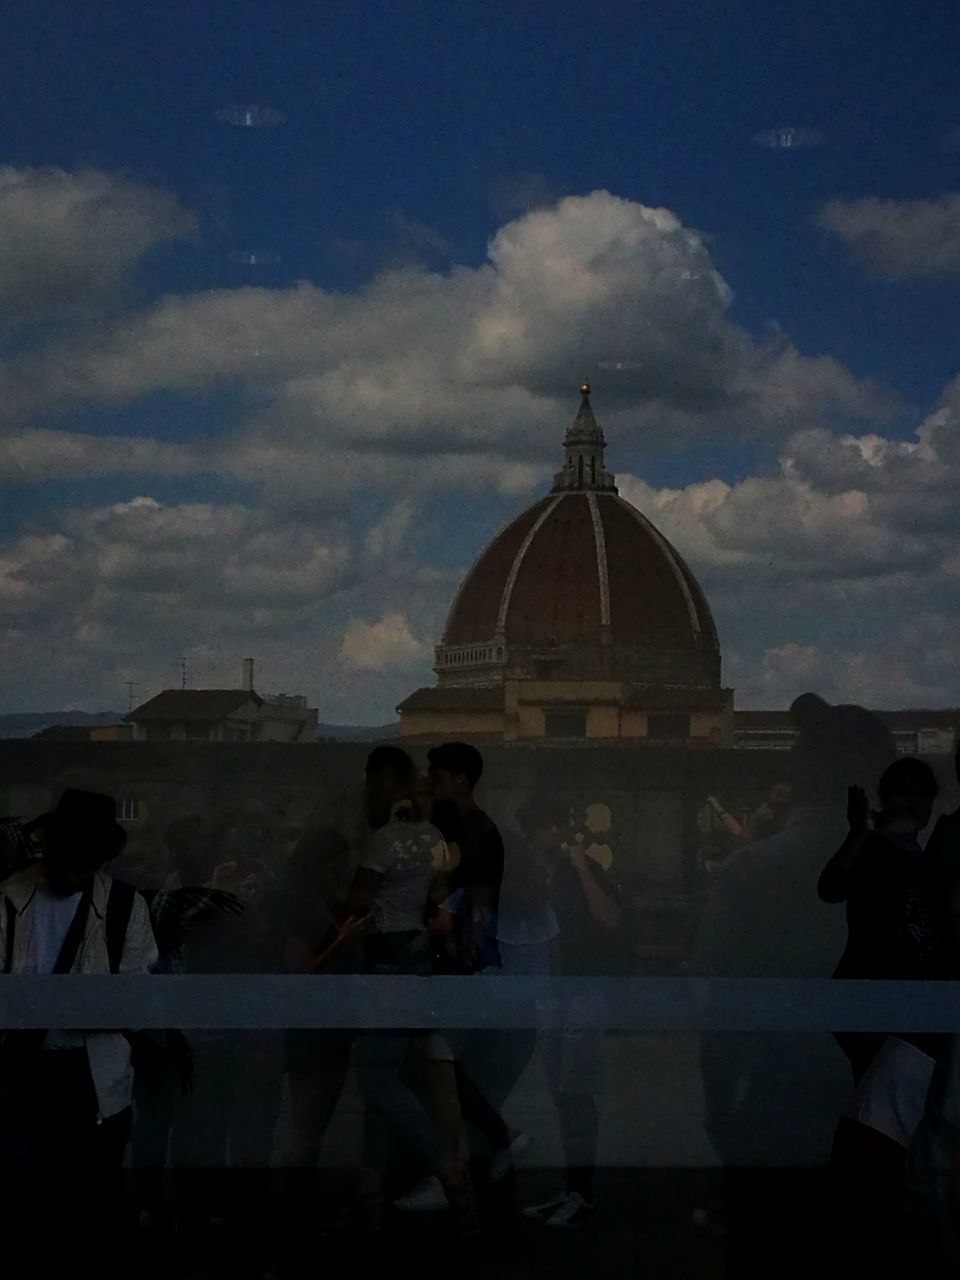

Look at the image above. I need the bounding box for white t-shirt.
[360,818,450,935]
[22,887,83,975]
[22,886,86,1049]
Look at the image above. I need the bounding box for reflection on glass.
[227,250,282,265]
[215,103,286,128]
[752,126,825,149]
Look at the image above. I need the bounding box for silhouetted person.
[819,759,944,1269]
[919,740,960,973]
[820,758,943,1082]
[744,782,794,844]
[131,817,242,1232]
[339,746,464,1232]
[691,693,896,1267]
[427,742,505,975]
[521,796,623,1229]
[277,822,359,1246]
[395,743,513,1230]
[171,821,285,1273]
[0,789,158,1277]
[476,814,557,1175]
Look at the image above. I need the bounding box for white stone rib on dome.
[495,495,564,633]
[586,491,611,628]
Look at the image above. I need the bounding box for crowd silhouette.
[2,696,960,1277]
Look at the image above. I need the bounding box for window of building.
[118,796,141,823]
[544,708,587,738]
[647,713,691,740]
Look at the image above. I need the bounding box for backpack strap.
[52,883,94,975]
[105,880,137,974]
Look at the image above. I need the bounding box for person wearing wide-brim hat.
[0,788,158,1265]
[22,787,128,881]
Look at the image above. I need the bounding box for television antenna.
[123,681,138,713]
[179,657,188,690]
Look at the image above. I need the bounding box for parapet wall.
[3,739,955,966]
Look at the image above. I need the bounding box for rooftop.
[128,689,263,723]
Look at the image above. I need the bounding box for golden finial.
[580,378,591,396]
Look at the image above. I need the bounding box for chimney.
[242,658,255,692]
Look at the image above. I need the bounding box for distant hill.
[0,711,123,739]
[315,722,401,741]
[0,710,400,742]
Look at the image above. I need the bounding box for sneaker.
[543,1192,598,1229]
[523,1192,569,1222]
[489,1131,532,1184]
[394,1175,447,1212]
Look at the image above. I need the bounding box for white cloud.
[0,190,894,488]
[0,175,952,718]
[364,500,415,562]
[818,193,960,277]
[0,166,196,334]
[339,612,430,672]
[0,492,456,717]
[0,429,199,483]
[618,471,928,581]
[0,496,354,699]
[610,381,960,709]
[730,626,960,711]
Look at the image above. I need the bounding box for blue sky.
[1,0,959,717]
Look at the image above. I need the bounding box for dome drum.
[436,639,719,687]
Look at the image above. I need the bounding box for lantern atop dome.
[552,380,618,493]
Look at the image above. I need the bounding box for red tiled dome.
[434,385,721,689]
[439,489,719,685]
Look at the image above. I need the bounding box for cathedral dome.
[435,384,721,688]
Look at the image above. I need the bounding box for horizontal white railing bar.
[2,976,960,1032]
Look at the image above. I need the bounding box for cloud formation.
[340,611,430,672]
[0,166,196,334]
[0,429,199,483]
[0,173,953,717]
[1,191,894,478]
[818,193,960,277]
[618,378,960,707]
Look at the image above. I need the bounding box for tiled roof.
[441,490,719,681]
[128,689,263,722]
[396,686,503,713]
